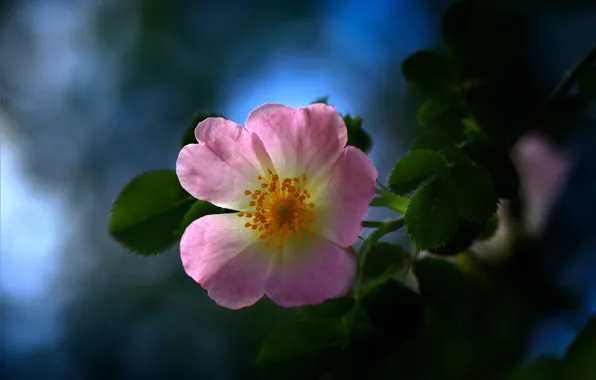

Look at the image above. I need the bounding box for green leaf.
[432,218,485,256]
[411,130,454,152]
[256,321,345,377]
[414,258,480,320]
[310,96,330,105]
[180,113,223,147]
[477,214,499,241]
[339,305,374,341]
[300,298,355,321]
[501,357,563,380]
[369,194,409,214]
[578,65,596,96]
[417,96,453,128]
[362,242,411,283]
[401,50,455,93]
[464,141,519,199]
[109,170,194,255]
[178,200,223,235]
[449,162,498,222]
[344,114,373,154]
[404,180,459,249]
[387,150,448,195]
[362,280,425,341]
[354,219,405,296]
[564,317,596,379]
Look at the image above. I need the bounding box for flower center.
[238,169,316,250]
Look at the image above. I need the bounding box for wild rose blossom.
[176,103,377,309]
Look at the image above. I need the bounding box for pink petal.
[264,237,356,307]
[244,103,348,178]
[176,117,274,210]
[180,214,271,309]
[314,146,378,246]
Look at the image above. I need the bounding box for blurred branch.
[548,44,596,103]
[508,44,596,149]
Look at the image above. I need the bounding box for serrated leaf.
[300,298,355,321]
[362,242,411,283]
[178,200,223,235]
[387,150,448,195]
[411,130,454,152]
[401,50,455,94]
[432,218,485,256]
[180,113,223,147]
[476,214,499,241]
[369,194,409,214]
[405,180,459,249]
[344,114,373,154]
[256,321,345,371]
[109,170,194,255]
[449,163,498,222]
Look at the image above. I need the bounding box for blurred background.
[1,0,595,379]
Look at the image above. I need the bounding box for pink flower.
[176,103,377,309]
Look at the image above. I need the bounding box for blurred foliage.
[4,0,596,379]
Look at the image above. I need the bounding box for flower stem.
[361,220,383,228]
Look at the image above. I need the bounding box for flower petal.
[176,117,274,210]
[264,236,356,307]
[313,146,378,246]
[180,214,271,309]
[245,103,348,178]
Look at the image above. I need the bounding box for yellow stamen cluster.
[238,169,316,250]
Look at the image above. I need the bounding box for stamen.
[241,168,317,251]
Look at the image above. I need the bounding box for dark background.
[1,0,595,379]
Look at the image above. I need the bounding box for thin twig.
[508,44,596,149]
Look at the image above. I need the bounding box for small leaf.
[178,200,223,235]
[405,180,459,249]
[476,214,499,241]
[564,317,596,379]
[465,141,519,199]
[300,298,355,321]
[369,194,409,214]
[362,280,425,341]
[432,218,485,256]
[414,258,480,320]
[501,357,563,380]
[180,113,223,147]
[417,96,453,128]
[411,130,454,152]
[362,242,411,283]
[387,150,448,195]
[449,162,498,222]
[109,170,194,255]
[340,306,374,341]
[578,65,596,96]
[310,96,330,105]
[401,50,455,93]
[344,114,373,154]
[256,321,345,377]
